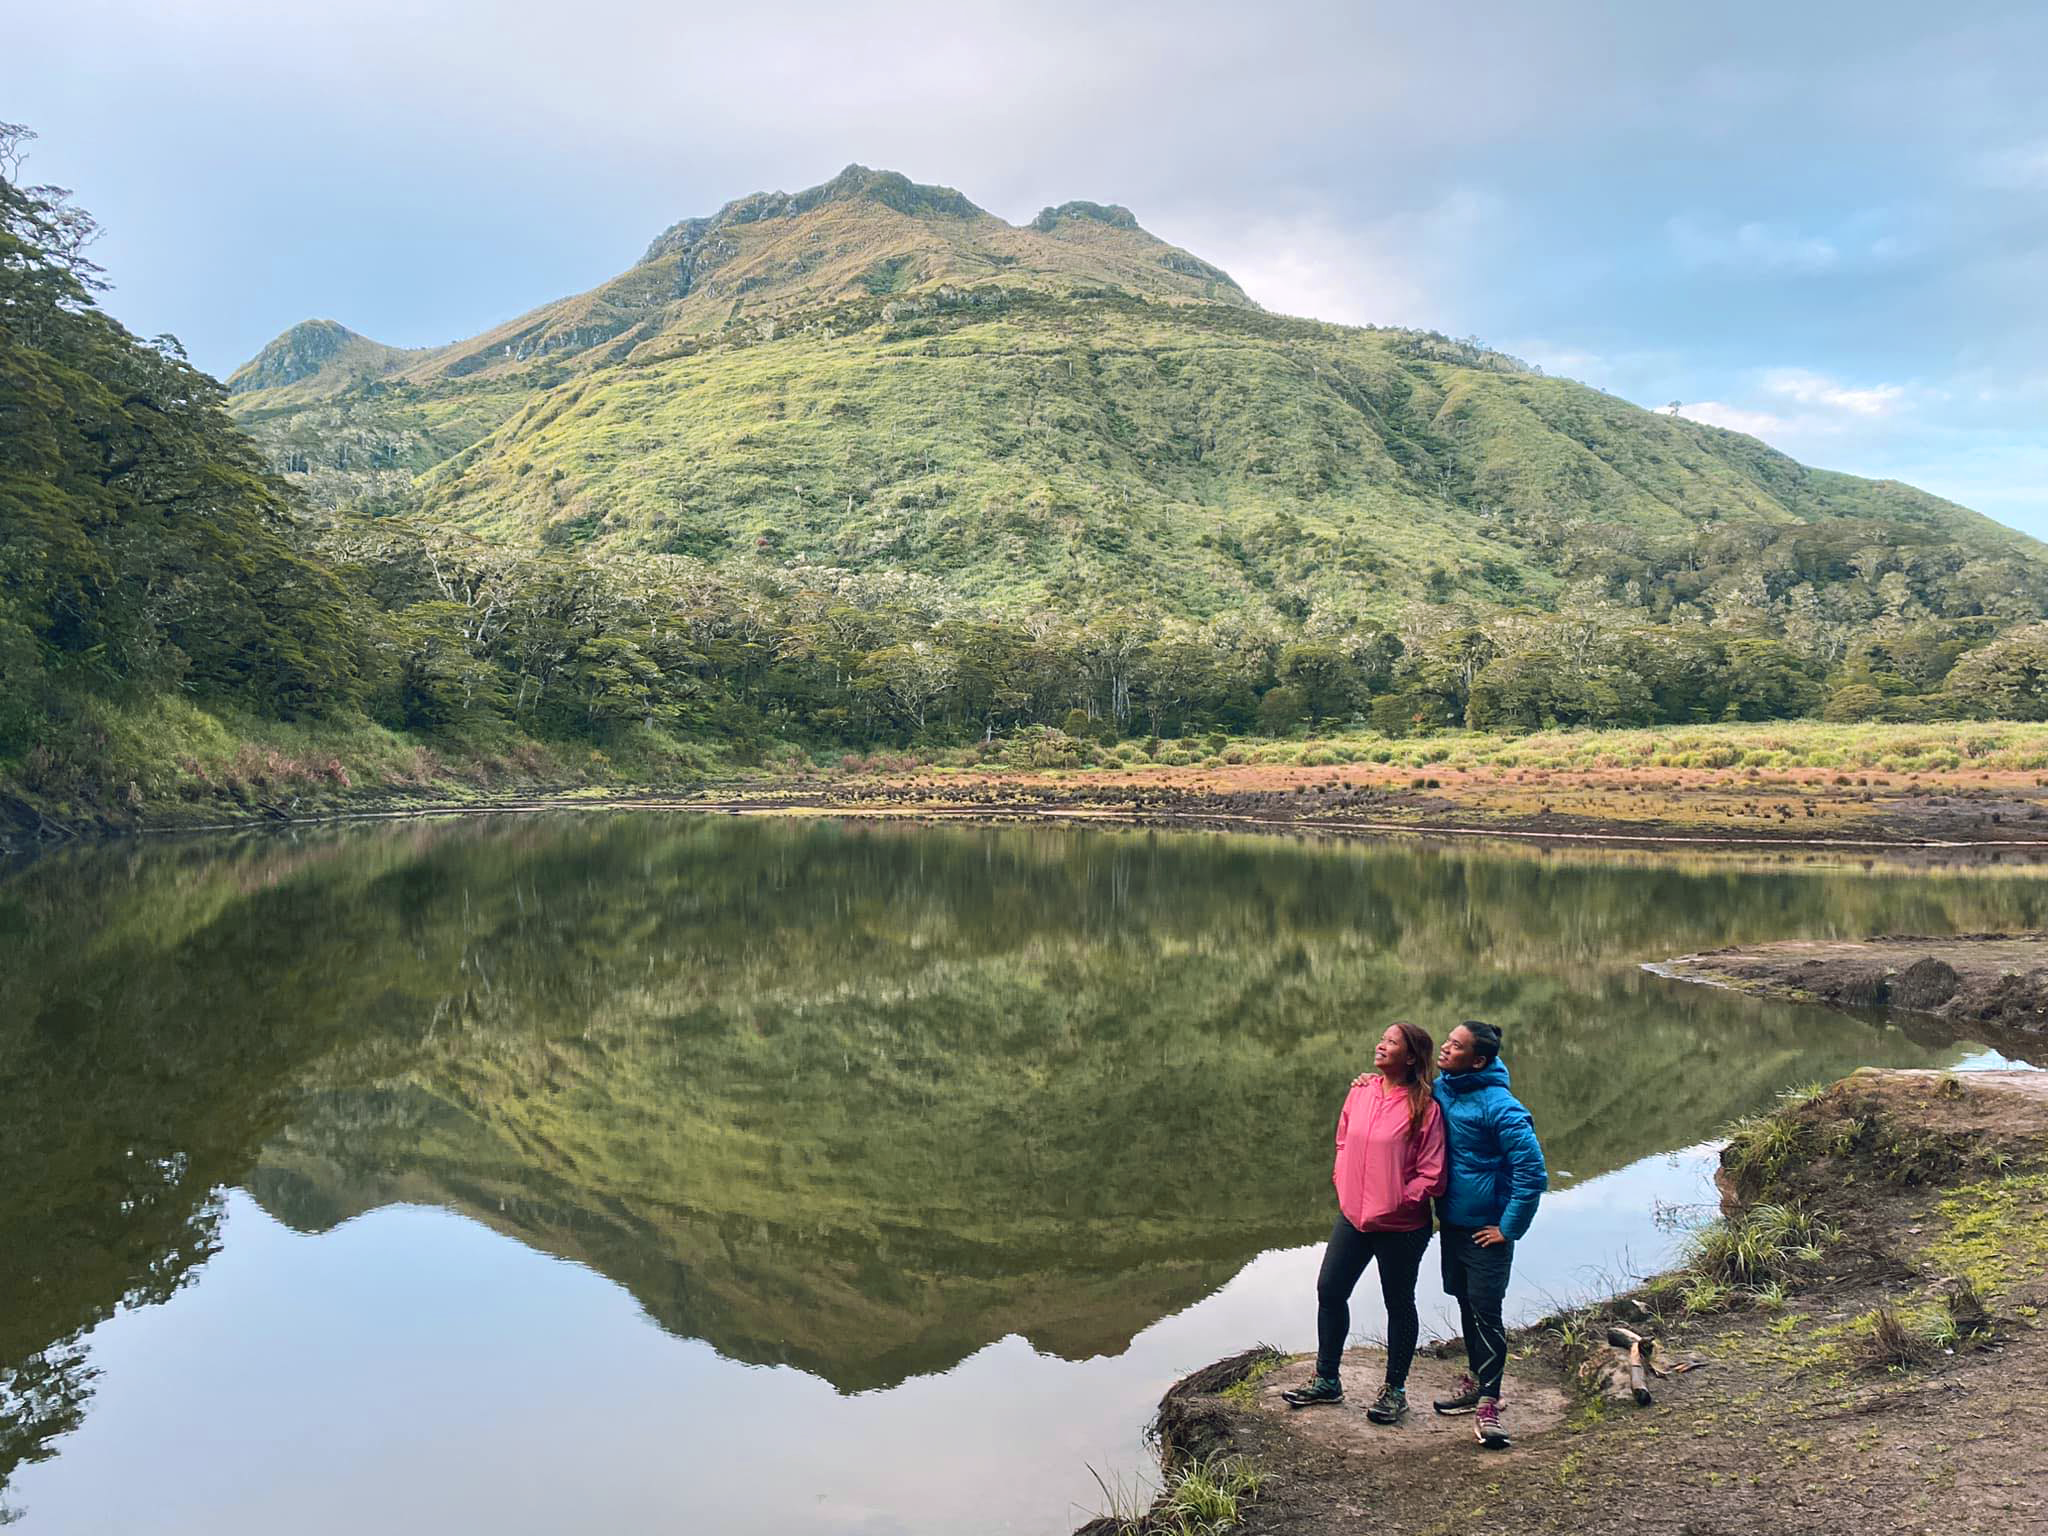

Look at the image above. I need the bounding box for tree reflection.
[3,818,2039,1498]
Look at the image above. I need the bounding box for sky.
[10,1,2048,535]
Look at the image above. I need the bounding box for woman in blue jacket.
[1431,1020,1546,1449]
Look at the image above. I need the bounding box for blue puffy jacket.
[1432,1056,1547,1240]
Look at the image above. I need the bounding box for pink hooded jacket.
[1332,1076,1448,1232]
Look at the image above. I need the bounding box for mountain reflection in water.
[3,816,2038,1528]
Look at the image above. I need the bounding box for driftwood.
[1605,1326,1657,1405]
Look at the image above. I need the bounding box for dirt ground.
[1658,936,2048,1054]
[690,760,2048,852]
[1082,1071,2048,1536]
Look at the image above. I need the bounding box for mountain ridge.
[231,164,1251,408]
[222,162,2048,650]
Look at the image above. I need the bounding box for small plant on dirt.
[1830,1112,1878,1157]
[1682,1275,1734,1315]
[1095,1455,1265,1536]
[1748,1280,1788,1312]
[1160,1456,1265,1532]
[1722,1110,1807,1191]
[1217,1355,1281,1410]
[1853,1307,1933,1372]
[1935,1280,1996,1350]
[1687,1202,1829,1290]
[1540,1303,1609,1379]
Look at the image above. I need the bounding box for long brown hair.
[1382,1020,1438,1140]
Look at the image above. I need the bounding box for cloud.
[1180,187,1505,330]
[1667,215,1839,274]
[11,1,2047,536]
[1664,367,1908,444]
[1759,368,1904,416]
[1667,400,1794,437]
[1974,140,2048,190]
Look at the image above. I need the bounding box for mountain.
[229,165,2048,621]
[225,318,414,401]
[232,165,1246,404]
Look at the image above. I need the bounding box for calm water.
[2,816,2041,1533]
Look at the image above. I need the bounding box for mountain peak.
[642,166,983,265]
[226,319,405,397]
[1030,201,1139,232]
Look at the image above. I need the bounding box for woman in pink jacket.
[1281,1020,1447,1422]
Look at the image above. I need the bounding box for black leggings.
[1314,1218,1432,1385]
[1458,1292,1508,1399]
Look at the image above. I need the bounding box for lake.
[2,815,2040,1533]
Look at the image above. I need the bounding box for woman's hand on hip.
[1473,1225,1507,1247]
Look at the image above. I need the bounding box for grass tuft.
[1093,1454,1266,1536]
[1853,1307,1932,1372]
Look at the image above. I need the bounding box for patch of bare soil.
[1659,935,2048,1056]
[1083,1071,2048,1536]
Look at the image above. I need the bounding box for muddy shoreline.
[715,762,2048,852]
[1091,1070,2048,1535]
[19,756,2048,866]
[1657,934,2048,1051]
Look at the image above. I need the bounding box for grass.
[1090,1454,1265,1536]
[25,701,2048,847]
[0,688,767,834]
[1676,1202,1838,1312]
[1216,1354,1282,1409]
[1921,1173,2048,1300]
[1722,1112,1810,1192]
[857,720,2048,778]
[1853,1307,1935,1372]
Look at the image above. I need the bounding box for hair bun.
[1461,1019,1504,1058]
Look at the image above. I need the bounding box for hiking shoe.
[1474,1397,1510,1449]
[1281,1375,1343,1408]
[1365,1384,1408,1424]
[1433,1373,1482,1415]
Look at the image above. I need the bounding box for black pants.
[1314,1218,1432,1385]
[1440,1224,1514,1399]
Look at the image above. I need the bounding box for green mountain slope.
[228,165,2046,623]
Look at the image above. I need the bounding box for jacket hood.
[1438,1056,1511,1095]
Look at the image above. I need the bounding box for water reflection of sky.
[4,1142,1725,1535]
[14,1055,2037,1534]
[9,818,2047,1534]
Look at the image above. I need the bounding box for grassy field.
[11,709,2047,853]
[854,719,2048,776]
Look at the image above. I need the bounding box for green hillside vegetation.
[13,131,2048,833]
[216,163,2048,742]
